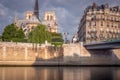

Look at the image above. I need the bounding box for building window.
[93,15,96,20]
[89,21,91,26]
[99,34,104,40]
[94,33,97,40]
[111,17,113,21]
[101,21,103,26]
[111,34,113,39]
[115,17,116,21]
[29,15,31,19]
[101,15,102,20]
[47,15,49,20]
[107,34,110,39]
[50,16,53,20]
[107,22,109,27]
[107,16,109,20]
[112,23,113,27]
[94,22,96,26]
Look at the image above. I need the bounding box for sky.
[0,0,120,40]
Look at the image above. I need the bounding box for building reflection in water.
[35,67,63,80]
[0,67,120,80]
[63,67,91,80]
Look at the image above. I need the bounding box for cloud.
[0,0,34,13]
[0,3,25,34]
[0,3,8,17]
[0,0,120,40]
[40,3,79,40]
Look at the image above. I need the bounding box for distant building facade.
[42,11,58,33]
[72,33,78,43]
[14,0,58,36]
[77,3,120,43]
[14,11,40,36]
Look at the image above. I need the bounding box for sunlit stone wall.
[63,42,120,65]
[0,42,63,64]
[0,42,120,65]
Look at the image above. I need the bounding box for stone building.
[14,0,58,36]
[77,3,120,43]
[42,11,58,33]
[14,11,40,36]
[72,33,78,43]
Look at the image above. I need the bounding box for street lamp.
[64,32,69,43]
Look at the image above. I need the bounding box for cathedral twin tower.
[14,0,58,36]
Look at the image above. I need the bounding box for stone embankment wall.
[63,43,120,65]
[0,42,120,65]
[0,42,63,65]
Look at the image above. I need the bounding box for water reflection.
[0,67,120,80]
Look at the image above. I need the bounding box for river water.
[0,67,119,80]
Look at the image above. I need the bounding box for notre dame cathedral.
[14,0,58,36]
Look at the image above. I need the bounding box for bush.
[52,38,64,42]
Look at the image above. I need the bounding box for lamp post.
[64,32,69,43]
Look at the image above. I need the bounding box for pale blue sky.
[0,0,120,40]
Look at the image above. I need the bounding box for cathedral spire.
[34,0,39,18]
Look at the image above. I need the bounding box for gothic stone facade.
[42,11,58,33]
[14,11,58,36]
[14,0,58,36]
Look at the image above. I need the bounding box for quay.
[0,42,120,66]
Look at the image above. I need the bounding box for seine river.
[0,67,120,80]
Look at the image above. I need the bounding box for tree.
[2,24,25,42]
[2,24,16,41]
[28,24,64,48]
[0,35,2,41]
[51,33,63,42]
[51,33,64,47]
[28,24,52,44]
[12,28,26,42]
[16,28,25,39]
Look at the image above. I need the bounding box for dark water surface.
[0,67,120,80]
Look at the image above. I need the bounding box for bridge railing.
[84,38,120,45]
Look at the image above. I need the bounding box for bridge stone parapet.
[63,42,120,65]
[84,40,120,49]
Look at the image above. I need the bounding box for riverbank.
[0,42,120,66]
[0,61,120,66]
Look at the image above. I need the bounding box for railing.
[85,38,120,44]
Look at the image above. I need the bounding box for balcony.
[88,28,97,33]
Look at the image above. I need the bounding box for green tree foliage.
[28,24,52,44]
[51,33,63,42]
[51,33,62,38]
[51,33,64,46]
[52,38,63,42]
[28,24,64,46]
[2,24,25,42]
[0,35,2,41]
